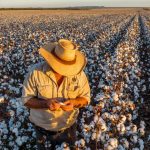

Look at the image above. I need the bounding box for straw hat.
[39,39,87,76]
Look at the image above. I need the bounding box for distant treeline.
[143,8,150,11]
[0,6,104,10]
[0,7,150,11]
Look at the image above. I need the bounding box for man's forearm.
[71,97,89,108]
[24,97,89,109]
[24,97,49,109]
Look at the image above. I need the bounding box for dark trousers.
[33,123,77,150]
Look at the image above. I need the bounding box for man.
[22,39,90,149]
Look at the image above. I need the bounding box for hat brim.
[39,43,87,76]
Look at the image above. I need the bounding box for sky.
[0,0,150,8]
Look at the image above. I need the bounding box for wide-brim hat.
[39,39,87,76]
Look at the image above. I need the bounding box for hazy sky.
[0,0,149,8]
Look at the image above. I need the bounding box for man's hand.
[47,99,61,111]
[60,100,74,111]
[61,97,88,110]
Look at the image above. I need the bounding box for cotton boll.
[9,141,15,147]
[140,121,145,128]
[9,127,14,133]
[80,117,85,123]
[102,112,110,120]
[100,123,107,132]
[87,105,93,111]
[132,148,139,150]
[130,135,138,144]
[75,139,85,148]
[83,124,91,132]
[119,115,126,124]
[89,121,95,129]
[16,137,23,146]
[126,113,132,121]
[95,94,105,101]
[118,68,123,72]
[104,145,114,150]
[32,131,36,138]
[9,110,15,117]
[56,142,70,150]
[116,106,122,111]
[108,138,118,148]
[121,138,129,149]
[63,142,70,150]
[112,92,119,102]
[126,101,135,110]
[16,121,22,129]
[0,97,5,103]
[98,117,105,124]
[140,123,145,129]
[112,107,117,113]
[124,83,128,88]
[98,101,105,109]
[132,112,138,120]
[94,115,99,123]
[138,139,144,150]
[138,128,145,136]
[12,128,19,136]
[120,101,126,108]
[100,133,106,143]
[126,126,131,135]
[131,124,137,134]
[118,145,125,150]
[85,147,91,150]
[2,128,8,134]
[117,123,126,135]
[3,134,7,139]
[148,134,150,141]
[141,85,146,92]
[110,114,119,123]
[96,130,102,141]
[21,136,28,143]
[91,132,96,140]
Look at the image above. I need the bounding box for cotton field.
[0,9,150,150]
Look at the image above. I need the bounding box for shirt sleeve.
[78,71,91,104]
[21,70,37,105]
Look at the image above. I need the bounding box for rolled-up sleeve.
[22,70,37,105]
[78,71,91,104]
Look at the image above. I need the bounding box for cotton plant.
[78,15,148,149]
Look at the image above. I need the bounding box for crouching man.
[22,39,91,149]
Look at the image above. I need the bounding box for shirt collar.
[43,62,57,84]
